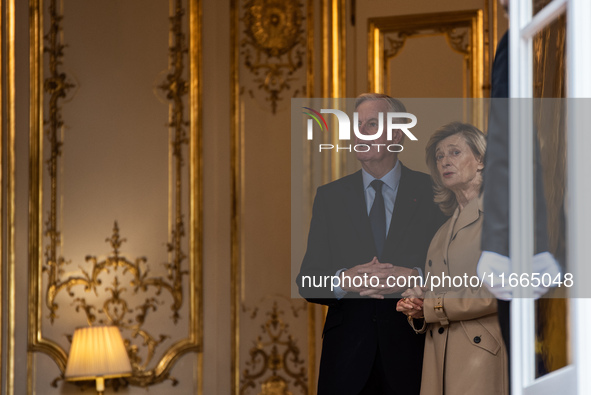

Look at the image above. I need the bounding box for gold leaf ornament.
[244,0,303,58]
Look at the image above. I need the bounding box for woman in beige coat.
[397,122,508,395]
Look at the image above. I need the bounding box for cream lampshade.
[65,325,132,394]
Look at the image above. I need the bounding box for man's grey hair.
[354,93,407,113]
[354,93,409,144]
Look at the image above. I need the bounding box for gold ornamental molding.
[231,0,317,394]
[239,299,308,395]
[29,0,202,390]
[240,0,306,113]
[321,0,347,181]
[368,10,484,99]
[2,0,17,394]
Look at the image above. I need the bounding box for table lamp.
[65,325,132,394]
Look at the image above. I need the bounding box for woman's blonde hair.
[425,122,486,215]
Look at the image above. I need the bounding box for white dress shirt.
[334,161,403,298]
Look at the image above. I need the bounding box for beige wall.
[2,1,507,394]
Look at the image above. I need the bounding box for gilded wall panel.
[29,0,202,393]
[232,0,314,394]
[368,10,484,99]
[367,10,486,173]
[240,0,306,114]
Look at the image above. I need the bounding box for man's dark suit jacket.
[297,164,446,395]
[482,31,550,256]
[481,31,555,394]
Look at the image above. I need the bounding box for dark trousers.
[498,299,511,394]
[359,347,398,395]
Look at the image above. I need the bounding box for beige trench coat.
[416,197,508,395]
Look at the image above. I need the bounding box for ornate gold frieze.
[241,0,306,113]
[29,0,202,390]
[240,301,308,395]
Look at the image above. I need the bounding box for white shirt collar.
[362,160,402,192]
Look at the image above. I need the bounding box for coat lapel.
[343,171,377,257]
[450,196,483,242]
[442,209,458,265]
[441,196,483,275]
[383,165,420,256]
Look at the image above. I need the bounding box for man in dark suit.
[477,1,561,392]
[297,94,446,394]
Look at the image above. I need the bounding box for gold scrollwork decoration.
[438,26,470,55]
[240,301,307,395]
[384,30,418,58]
[383,26,470,60]
[42,0,76,325]
[241,0,305,113]
[83,223,175,375]
[47,222,180,387]
[158,0,190,326]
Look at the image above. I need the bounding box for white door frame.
[509,0,591,394]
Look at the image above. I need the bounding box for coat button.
[474,336,481,344]
[428,260,432,267]
[438,327,444,334]
[443,259,447,265]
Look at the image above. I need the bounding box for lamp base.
[95,377,105,395]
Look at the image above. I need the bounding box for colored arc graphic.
[302,107,329,133]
